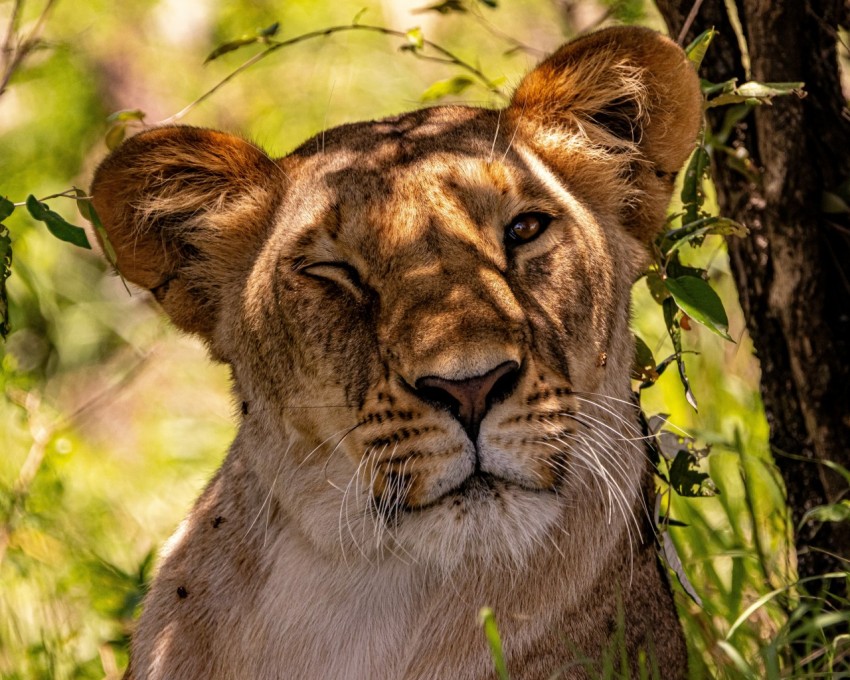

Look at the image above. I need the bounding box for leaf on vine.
[663,298,698,410]
[0,196,15,222]
[257,22,280,38]
[631,334,658,383]
[799,501,850,527]
[665,217,748,255]
[661,531,703,606]
[106,109,146,124]
[646,270,670,304]
[105,124,126,151]
[421,75,474,102]
[685,28,716,71]
[665,275,731,340]
[0,221,11,340]
[706,80,804,108]
[414,0,467,13]
[204,37,261,64]
[680,146,710,224]
[25,195,91,249]
[405,27,425,51]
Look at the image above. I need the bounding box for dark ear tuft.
[91,126,284,338]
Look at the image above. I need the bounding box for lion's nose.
[414,360,521,442]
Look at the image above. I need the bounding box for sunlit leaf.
[25,195,91,249]
[665,217,748,255]
[106,108,146,123]
[665,275,731,340]
[685,28,716,71]
[421,75,474,102]
[707,80,804,108]
[405,27,425,51]
[479,608,510,680]
[800,501,850,527]
[0,196,15,221]
[105,124,126,150]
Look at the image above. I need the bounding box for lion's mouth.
[394,470,552,516]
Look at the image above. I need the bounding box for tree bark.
[654,0,850,587]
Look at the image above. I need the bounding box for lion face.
[91,27,701,570]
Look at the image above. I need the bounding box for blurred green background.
[0,0,806,677]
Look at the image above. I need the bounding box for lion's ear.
[510,26,702,240]
[91,126,284,339]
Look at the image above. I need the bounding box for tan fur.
[92,27,702,680]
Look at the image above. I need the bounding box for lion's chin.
[387,475,564,573]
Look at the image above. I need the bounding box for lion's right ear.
[91,126,284,339]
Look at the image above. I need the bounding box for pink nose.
[414,361,520,441]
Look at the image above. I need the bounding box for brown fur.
[92,27,701,680]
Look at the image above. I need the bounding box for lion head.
[92,27,701,575]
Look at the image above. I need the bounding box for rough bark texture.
[654,0,850,586]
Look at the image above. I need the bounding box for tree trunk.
[653,0,850,588]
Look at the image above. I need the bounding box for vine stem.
[677,0,706,45]
[156,23,507,126]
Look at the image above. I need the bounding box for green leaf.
[707,80,804,108]
[665,217,748,255]
[405,27,424,51]
[25,195,91,249]
[106,108,146,124]
[204,37,260,64]
[646,270,670,304]
[800,501,850,527]
[105,124,126,151]
[680,146,710,224]
[73,187,93,221]
[631,334,657,383]
[685,28,716,71]
[0,196,15,221]
[352,7,368,23]
[663,298,697,410]
[669,450,710,497]
[0,222,11,340]
[665,275,731,340]
[479,608,510,680]
[421,75,474,102]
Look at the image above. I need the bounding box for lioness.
[92,26,701,680]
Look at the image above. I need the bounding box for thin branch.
[677,0,706,45]
[0,0,56,97]
[157,23,507,126]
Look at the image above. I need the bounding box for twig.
[0,0,57,97]
[677,0,706,45]
[157,23,506,126]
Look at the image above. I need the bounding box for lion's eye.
[505,212,552,246]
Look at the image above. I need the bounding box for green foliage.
[480,608,510,680]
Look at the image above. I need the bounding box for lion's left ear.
[510,26,702,240]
